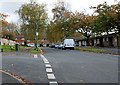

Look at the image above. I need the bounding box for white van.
[62,39,75,50]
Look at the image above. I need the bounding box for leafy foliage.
[18,1,48,41]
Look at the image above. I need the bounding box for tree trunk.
[24,40,27,46]
[86,37,90,46]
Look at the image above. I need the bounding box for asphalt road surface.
[1,47,119,85]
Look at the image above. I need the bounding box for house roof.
[16,35,24,38]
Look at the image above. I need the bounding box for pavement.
[2,73,20,84]
[1,47,119,85]
[76,46,120,55]
[96,47,120,55]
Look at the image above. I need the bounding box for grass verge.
[1,45,42,54]
[1,45,15,52]
[29,48,41,54]
[75,46,106,53]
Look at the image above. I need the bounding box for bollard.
[15,44,19,51]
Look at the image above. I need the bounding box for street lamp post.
[35,31,38,50]
[34,20,39,50]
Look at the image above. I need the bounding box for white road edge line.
[46,68,53,73]
[49,81,58,83]
[40,54,50,63]
[40,54,58,84]
[43,59,49,62]
[45,64,51,68]
[49,81,58,85]
[47,73,56,79]
[40,54,45,58]
[44,61,50,64]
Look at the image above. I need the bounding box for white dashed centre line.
[40,54,58,85]
[45,64,52,68]
[49,81,58,83]
[44,61,50,64]
[46,68,53,73]
[47,73,56,79]
[43,59,49,62]
[49,81,58,85]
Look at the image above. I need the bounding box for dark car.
[58,43,63,49]
[50,44,55,48]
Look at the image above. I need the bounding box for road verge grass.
[1,45,15,52]
[75,46,106,53]
[1,45,42,54]
[29,48,41,54]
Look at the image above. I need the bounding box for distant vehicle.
[62,39,75,50]
[75,43,79,46]
[43,44,46,47]
[49,44,55,48]
[55,43,59,48]
[58,43,63,49]
[27,43,34,47]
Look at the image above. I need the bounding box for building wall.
[77,34,118,48]
[0,38,16,45]
[112,36,118,47]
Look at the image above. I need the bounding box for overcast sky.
[0,0,119,23]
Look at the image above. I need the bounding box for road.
[1,47,119,85]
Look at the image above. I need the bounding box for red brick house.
[15,35,25,45]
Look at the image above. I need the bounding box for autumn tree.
[47,1,73,43]
[91,1,120,47]
[110,2,120,47]
[18,0,48,44]
[66,11,95,46]
[0,13,16,40]
[91,2,115,35]
[0,13,8,37]
[46,20,64,43]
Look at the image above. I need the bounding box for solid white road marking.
[45,64,51,68]
[34,54,38,58]
[11,64,14,66]
[47,73,56,79]
[40,55,49,63]
[49,81,58,83]
[46,68,53,73]
[40,55,44,58]
[40,54,57,83]
[80,80,84,83]
[49,81,58,85]
[43,58,49,62]
[44,61,49,64]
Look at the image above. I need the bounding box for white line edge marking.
[46,68,53,73]
[44,61,50,64]
[40,54,58,84]
[49,81,58,85]
[47,73,56,79]
[40,54,44,58]
[43,59,49,62]
[40,54,50,63]
[45,64,51,67]
[49,81,58,83]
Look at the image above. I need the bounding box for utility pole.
[35,22,39,50]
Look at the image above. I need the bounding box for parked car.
[62,39,75,50]
[55,43,59,48]
[58,43,63,49]
[49,44,55,48]
[27,43,35,47]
